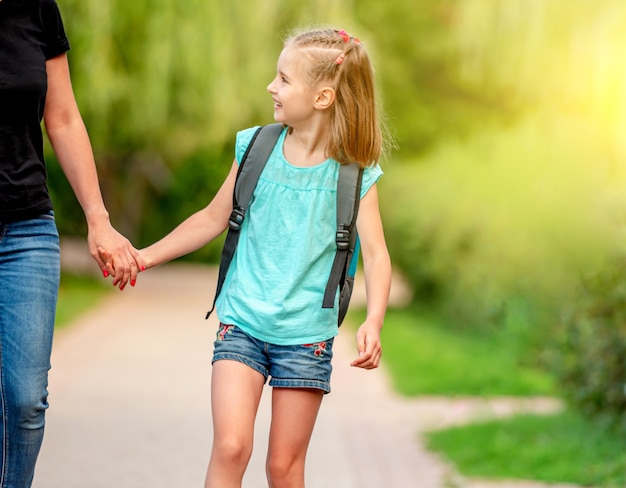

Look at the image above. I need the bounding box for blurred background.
[48,0,626,483]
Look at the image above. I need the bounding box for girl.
[104,27,391,488]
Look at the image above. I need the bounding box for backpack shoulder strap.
[206,123,283,319]
[322,163,363,314]
[231,123,284,225]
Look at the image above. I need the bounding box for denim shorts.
[212,324,334,393]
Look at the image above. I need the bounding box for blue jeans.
[0,213,60,488]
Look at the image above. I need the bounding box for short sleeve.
[235,126,261,165]
[39,0,70,59]
[360,163,383,199]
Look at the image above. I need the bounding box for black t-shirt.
[0,0,70,222]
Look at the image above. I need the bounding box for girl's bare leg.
[204,360,265,488]
[266,388,324,488]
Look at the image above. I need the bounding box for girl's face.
[266,47,317,126]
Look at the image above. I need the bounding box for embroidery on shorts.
[216,324,234,341]
[303,341,328,359]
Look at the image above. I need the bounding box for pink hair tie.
[335,53,346,65]
[337,29,360,44]
[338,29,350,43]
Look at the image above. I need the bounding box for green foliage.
[59,0,277,154]
[354,0,516,156]
[47,0,626,244]
[426,411,626,488]
[136,144,233,261]
[372,0,626,428]
[351,307,554,396]
[450,0,626,162]
[381,112,624,333]
[47,142,233,252]
[551,256,626,433]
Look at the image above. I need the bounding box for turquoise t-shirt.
[216,126,383,345]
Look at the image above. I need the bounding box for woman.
[0,0,142,485]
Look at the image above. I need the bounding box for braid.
[283,28,383,167]
[285,29,361,85]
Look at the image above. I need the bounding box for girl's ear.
[314,87,336,110]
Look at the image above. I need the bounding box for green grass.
[348,305,626,487]
[351,306,554,397]
[426,411,626,488]
[56,273,111,328]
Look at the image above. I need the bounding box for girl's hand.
[95,238,145,291]
[350,320,383,369]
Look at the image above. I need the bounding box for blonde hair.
[284,28,385,168]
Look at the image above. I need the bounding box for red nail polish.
[131,280,136,287]
[103,270,109,278]
[140,265,146,272]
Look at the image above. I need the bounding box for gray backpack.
[206,124,363,326]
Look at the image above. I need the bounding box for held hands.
[97,246,145,290]
[88,222,145,290]
[351,320,383,370]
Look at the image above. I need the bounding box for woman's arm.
[43,53,143,288]
[350,184,392,369]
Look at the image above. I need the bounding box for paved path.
[31,243,576,488]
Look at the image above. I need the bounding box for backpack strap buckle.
[336,225,350,250]
[229,207,245,231]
